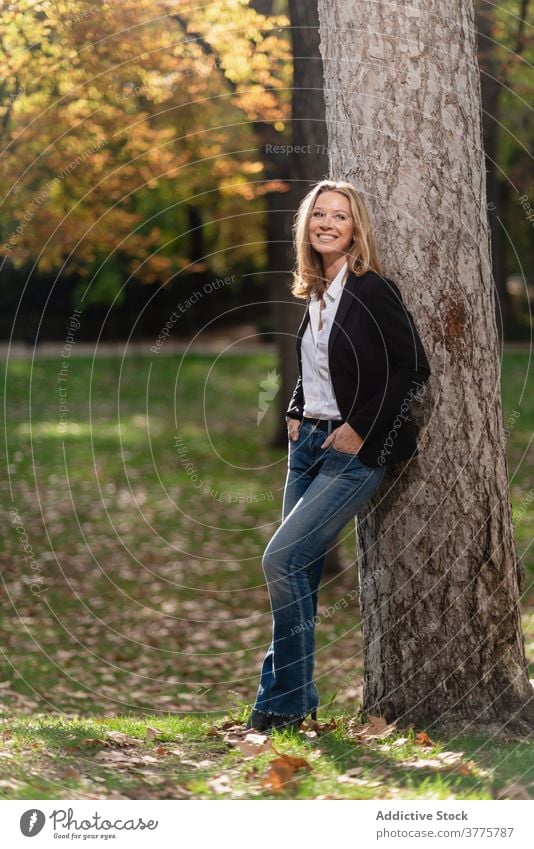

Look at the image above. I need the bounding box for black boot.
[269,713,305,732]
[244,709,272,732]
[270,707,318,732]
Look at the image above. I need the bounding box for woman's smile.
[309,191,354,258]
[311,230,347,252]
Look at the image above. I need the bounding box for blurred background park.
[0,0,532,800]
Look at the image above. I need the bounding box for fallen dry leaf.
[219,720,243,731]
[262,759,296,793]
[301,716,337,735]
[401,758,447,770]
[208,773,233,794]
[0,778,23,791]
[233,733,273,758]
[413,730,435,747]
[92,749,163,770]
[138,754,159,764]
[85,737,109,747]
[61,766,81,779]
[337,766,366,784]
[435,751,465,765]
[496,782,532,800]
[356,715,396,740]
[94,750,139,767]
[345,766,365,777]
[262,750,312,793]
[145,726,160,742]
[104,730,140,747]
[448,761,475,776]
[337,774,382,787]
[400,755,475,776]
[271,747,311,768]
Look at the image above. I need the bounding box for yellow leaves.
[240,161,264,175]
[256,180,291,195]
[181,0,291,93]
[235,87,289,123]
[136,255,173,284]
[0,0,290,281]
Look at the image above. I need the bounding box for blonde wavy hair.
[291,180,383,300]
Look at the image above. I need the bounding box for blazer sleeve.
[346,278,431,440]
[286,300,310,421]
[286,373,304,420]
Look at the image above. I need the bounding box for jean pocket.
[288,421,304,442]
[330,443,361,457]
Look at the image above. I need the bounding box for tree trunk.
[475,1,514,342]
[281,1,342,575]
[258,0,329,452]
[317,0,533,732]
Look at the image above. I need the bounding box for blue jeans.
[252,419,386,717]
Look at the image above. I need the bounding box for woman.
[246,180,431,732]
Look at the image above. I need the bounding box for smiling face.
[309,191,355,259]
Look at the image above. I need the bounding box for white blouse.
[301,261,348,419]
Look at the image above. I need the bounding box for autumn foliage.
[0,0,291,284]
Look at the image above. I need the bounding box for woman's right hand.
[286,416,302,441]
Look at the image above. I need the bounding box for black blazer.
[286,269,431,468]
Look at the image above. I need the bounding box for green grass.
[0,714,534,799]
[0,711,531,800]
[0,349,532,799]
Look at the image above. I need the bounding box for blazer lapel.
[295,269,370,357]
[327,269,369,357]
[296,301,310,342]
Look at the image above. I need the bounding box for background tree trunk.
[261,0,329,451]
[175,4,343,573]
[257,2,343,574]
[282,0,344,574]
[317,0,533,732]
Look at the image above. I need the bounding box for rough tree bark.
[475,1,514,340]
[317,0,533,732]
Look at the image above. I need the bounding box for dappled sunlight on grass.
[0,351,532,799]
[16,415,166,442]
